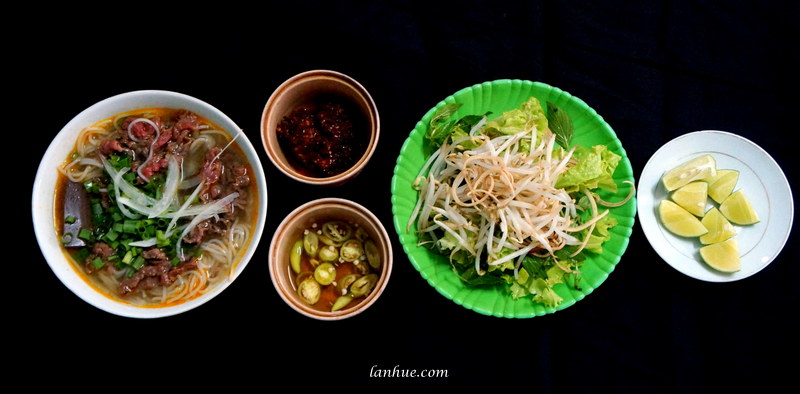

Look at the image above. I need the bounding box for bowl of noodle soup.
[32,90,267,318]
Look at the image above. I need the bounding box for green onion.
[83,181,99,193]
[91,257,104,270]
[91,202,103,217]
[104,229,119,242]
[170,257,181,266]
[78,228,93,241]
[156,230,170,247]
[122,220,139,234]
[74,248,90,261]
[131,256,145,270]
[113,223,124,233]
[65,216,76,224]
[61,232,74,244]
[111,212,123,223]
[122,250,133,264]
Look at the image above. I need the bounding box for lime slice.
[699,207,737,245]
[661,154,717,191]
[670,181,708,217]
[719,190,759,225]
[707,169,739,203]
[658,200,708,237]
[699,238,741,272]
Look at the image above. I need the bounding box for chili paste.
[276,98,366,177]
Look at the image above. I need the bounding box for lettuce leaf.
[555,145,621,193]
[531,278,564,308]
[580,215,618,254]
[483,97,548,139]
[426,103,488,148]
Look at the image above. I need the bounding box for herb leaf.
[546,102,573,148]
[427,103,463,146]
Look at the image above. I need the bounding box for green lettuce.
[483,97,549,139]
[581,215,618,254]
[426,103,489,148]
[555,145,621,193]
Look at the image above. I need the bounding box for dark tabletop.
[20,1,797,391]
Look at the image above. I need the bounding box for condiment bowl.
[32,90,268,318]
[260,70,380,186]
[269,198,392,320]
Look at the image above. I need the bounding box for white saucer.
[638,131,793,282]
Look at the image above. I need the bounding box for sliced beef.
[100,139,125,155]
[122,116,162,140]
[93,242,114,258]
[199,147,223,202]
[175,111,200,132]
[84,242,116,274]
[138,154,169,180]
[183,220,210,244]
[167,259,198,282]
[142,248,168,261]
[118,261,171,296]
[117,259,199,296]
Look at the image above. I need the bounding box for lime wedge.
[699,207,737,245]
[661,154,717,191]
[707,169,739,203]
[699,238,741,272]
[658,200,708,237]
[670,181,708,217]
[719,190,759,225]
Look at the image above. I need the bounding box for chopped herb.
[65,216,76,224]
[131,256,145,270]
[121,250,133,264]
[78,228,93,241]
[74,248,90,261]
[91,257,105,270]
[104,229,119,242]
[546,102,574,148]
[61,232,74,244]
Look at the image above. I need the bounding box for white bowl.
[32,90,268,318]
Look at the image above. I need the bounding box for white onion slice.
[147,156,180,218]
[176,192,239,259]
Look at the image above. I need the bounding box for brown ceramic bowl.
[269,198,392,320]
[261,70,380,186]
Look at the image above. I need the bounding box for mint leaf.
[546,102,573,148]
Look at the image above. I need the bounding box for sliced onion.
[176,192,239,259]
[127,118,160,142]
[179,175,202,190]
[164,181,205,237]
[147,156,180,218]
[128,238,157,247]
[102,157,157,207]
[111,168,141,219]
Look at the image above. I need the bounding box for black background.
[19,1,797,391]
